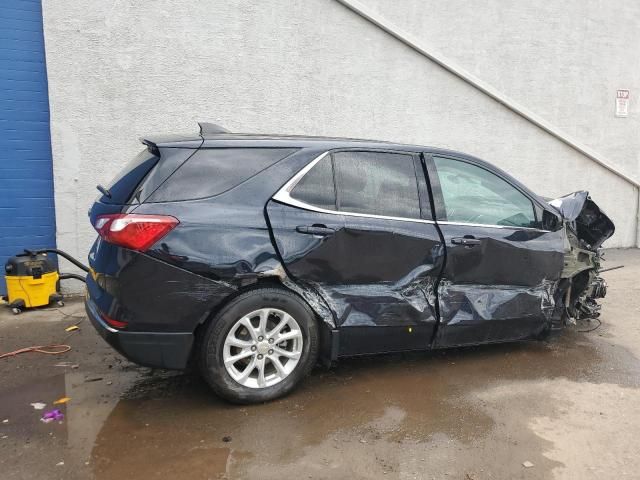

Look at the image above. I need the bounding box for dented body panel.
[433,224,565,347]
[87,241,238,333]
[266,200,443,355]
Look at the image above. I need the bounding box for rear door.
[267,150,444,355]
[426,154,565,346]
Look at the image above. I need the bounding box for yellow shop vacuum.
[2,249,89,315]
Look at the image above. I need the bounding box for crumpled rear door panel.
[266,200,444,355]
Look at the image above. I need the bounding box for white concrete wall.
[366,0,640,180]
[42,0,640,280]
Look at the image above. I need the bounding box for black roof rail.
[198,122,230,136]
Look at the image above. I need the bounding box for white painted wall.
[365,0,640,180]
[42,0,639,283]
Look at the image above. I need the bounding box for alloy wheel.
[223,308,303,388]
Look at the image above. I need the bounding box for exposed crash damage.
[430,192,614,347]
[256,263,336,329]
[264,148,618,355]
[551,191,614,325]
[434,279,559,346]
[269,179,616,352]
[269,193,613,351]
[273,192,614,349]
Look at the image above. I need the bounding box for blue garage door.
[0,1,56,295]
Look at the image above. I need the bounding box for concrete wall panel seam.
[335,0,640,190]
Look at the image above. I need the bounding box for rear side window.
[132,148,198,204]
[334,151,421,219]
[147,148,296,202]
[101,149,159,204]
[289,151,422,219]
[433,157,536,227]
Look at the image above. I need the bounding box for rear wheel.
[198,287,319,404]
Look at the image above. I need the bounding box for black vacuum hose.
[59,273,87,282]
[24,248,90,273]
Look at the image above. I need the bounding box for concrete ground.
[1,249,639,480]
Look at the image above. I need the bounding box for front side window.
[433,157,536,228]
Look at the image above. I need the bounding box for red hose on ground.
[0,344,71,359]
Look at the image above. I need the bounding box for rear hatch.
[88,143,200,268]
[86,142,200,330]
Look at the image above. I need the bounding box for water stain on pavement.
[90,327,638,479]
[1,324,639,479]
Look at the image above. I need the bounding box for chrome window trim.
[276,151,331,196]
[437,220,551,232]
[275,194,437,225]
[272,151,435,225]
[272,150,552,233]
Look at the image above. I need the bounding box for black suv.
[86,123,613,403]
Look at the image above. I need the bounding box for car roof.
[141,127,550,210]
[141,131,465,157]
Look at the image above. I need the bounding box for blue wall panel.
[0,1,56,295]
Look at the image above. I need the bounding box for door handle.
[296,225,336,236]
[451,236,481,246]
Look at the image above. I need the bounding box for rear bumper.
[85,295,193,370]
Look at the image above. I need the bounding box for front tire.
[198,287,319,404]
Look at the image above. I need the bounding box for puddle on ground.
[1,325,639,479]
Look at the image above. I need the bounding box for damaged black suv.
[86,123,614,403]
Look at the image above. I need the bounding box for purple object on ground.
[40,409,64,423]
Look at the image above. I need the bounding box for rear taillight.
[101,312,128,329]
[93,214,179,251]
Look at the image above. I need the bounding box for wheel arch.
[191,277,337,366]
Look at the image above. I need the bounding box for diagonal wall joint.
[335,0,640,190]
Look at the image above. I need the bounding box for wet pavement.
[1,249,640,479]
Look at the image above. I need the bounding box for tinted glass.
[290,155,336,210]
[433,157,536,227]
[148,148,296,202]
[333,151,420,218]
[132,148,196,203]
[102,149,159,204]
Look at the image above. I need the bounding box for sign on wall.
[615,89,630,117]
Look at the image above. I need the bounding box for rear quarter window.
[147,148,297,202]
[101,149,159,204]
[290,155,336,210]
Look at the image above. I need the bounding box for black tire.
[198,287,319,404]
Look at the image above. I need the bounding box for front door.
[268,150,443,355]
[426,154,565,346]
